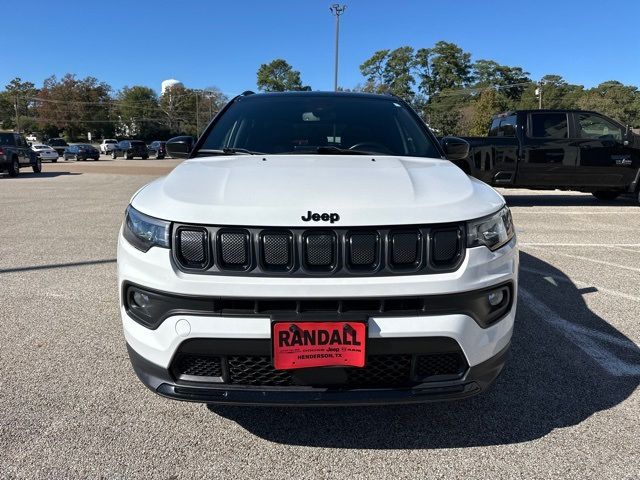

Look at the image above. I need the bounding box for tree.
[468,89,506,136]
[360,49,389,93]
[578,81,640,127]
[159,85,228,137]
[527,75,584,110]
[472,60,531,103]
[36,74,112,140]
[116,86,162,139]
[0,77,38,131]
[415,42,473,98]
[256,59,308,92]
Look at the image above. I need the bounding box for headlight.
[122,205,170,252]
[467,206,514,251]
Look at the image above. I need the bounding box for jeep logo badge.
[301,210,340,223]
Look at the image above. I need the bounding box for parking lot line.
[521,267,640,303]
[519,288,640,377]
[523,246,640,274]
[520,243,640,248]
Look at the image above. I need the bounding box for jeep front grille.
[172,223,465,277]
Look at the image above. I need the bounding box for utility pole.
[195,90,199,136]
[330,4,346,92]
[537,80,543,109]
[14,95,20,133]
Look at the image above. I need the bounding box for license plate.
[272,321,366,370]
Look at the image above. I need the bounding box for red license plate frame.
[271,320,367,370]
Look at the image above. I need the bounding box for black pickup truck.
[452,110,640,202]
[0,132,42,177]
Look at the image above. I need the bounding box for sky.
[3,0,639,97]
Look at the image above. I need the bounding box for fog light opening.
[132,291,151,313]
[488,289,505,307]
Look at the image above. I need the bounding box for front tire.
[8,157,19,177]
[592,191,620,201]
[142,155,148,160]
[32,157,42,173]
[52,158,58,163]
[112,151,117,159]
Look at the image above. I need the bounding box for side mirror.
[440,136,470,161]
[166,136,195,159]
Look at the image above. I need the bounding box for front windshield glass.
[199,95,441,157]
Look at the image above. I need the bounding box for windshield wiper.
[315,146,374,155]
[195,148,264,156]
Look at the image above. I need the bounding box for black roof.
[493,109,602,118]
[238,90,400,101]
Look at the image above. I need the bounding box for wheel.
[52,158,57,163]
[112,151,117,159]
[592,191,620,201]
[142,155,148,160]
[8,157,19,177]
[32,157,42,173]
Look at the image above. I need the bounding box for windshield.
[105,139,116,144]
[198,94,441,157]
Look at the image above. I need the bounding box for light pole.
[330,4,346,92]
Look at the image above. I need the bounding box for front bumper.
[118,233,518,405]
[127,341,510,406]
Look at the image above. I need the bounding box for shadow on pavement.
[1,171,82,179]
[208,251,640,448]
[503,192,637,207]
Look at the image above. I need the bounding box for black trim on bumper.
[126,342,510,406]
[122,281,514,330]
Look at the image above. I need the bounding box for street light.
[329,4,346,92]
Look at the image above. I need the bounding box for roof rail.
[240,90,255,96]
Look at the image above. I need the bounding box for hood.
[132,155,504,226]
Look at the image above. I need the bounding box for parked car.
[112,140,148,159]
[147,140,167,159]
[31,143,59,162]
[63,144,100,161]
[118,91,518,406]
[455,109,640,203]
[1,132,41,176]
[100,139,118,154]
[47,138,68,157]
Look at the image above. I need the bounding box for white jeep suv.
[118,91,518,406]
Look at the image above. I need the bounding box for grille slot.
[228,355,293,386]
[261,232,292,270]
[176,228,208,268]
[431,229,462,266]
[303,232,336,270]
[218,230,250,269]
[415,353,465,378]
[173,354,222,379]
[390,230,421,267]
[347,232,378,269]
[347,355,412,387]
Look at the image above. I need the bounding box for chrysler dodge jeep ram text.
[118,91,519,406]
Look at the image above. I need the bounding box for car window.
[577,114,622,141]
[498,115,517,137]
[0,133,14,146]
[529,113,568,139]
[199,95,441,158]
[488,118,500,137]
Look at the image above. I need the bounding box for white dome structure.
[161,79,184,94]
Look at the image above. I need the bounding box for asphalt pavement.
[0,160,638,479]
